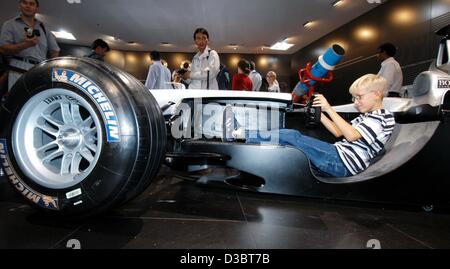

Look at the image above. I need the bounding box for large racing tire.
[0,57,166,218]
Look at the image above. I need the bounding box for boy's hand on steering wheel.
[312,94,332,113]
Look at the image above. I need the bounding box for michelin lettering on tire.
[52,69,121,142]
[0,139,59,210]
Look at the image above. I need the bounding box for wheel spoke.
[70,154,82,174]
[36,122,58,137]
[85,142,97,153]
[82,116,93,128]
[79,147,94,162]
[85,127,97,136]
[42,150,64,163]
[41,114,63,129]
[71,104,83,124]
[35,141,58,153]
[60,103,72,124]
[60,153,73,175]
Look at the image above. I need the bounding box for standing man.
[249,61,262,91]
[377,43,403,97]
[0,0,60,90]
[144,50,172,89]
[186,28,220,89]
[86,39,110,62]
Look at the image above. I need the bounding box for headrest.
[409,72,431,97]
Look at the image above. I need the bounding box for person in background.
[377,42,403,97]
[232,59,253,91]
[186,28,220,89]
[182,62,191,70]
[0,0,60,90]
[0,52,8,103]
[171,68,188,89]
[259,77,269,92]
[249,60,262,91]
[266,71,280,92]
[216,63,231,90]
[144,50,172,89]
[0,71,7,103]
[86,39,110,61]
[279,82,288,93]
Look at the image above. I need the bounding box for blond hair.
[349,74,387,96]
[267,71,277,79]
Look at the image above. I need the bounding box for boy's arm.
[313,94,362,142]
[320,113,343,138]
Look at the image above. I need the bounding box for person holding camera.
[171,69,189,89]
[0,0,60,90]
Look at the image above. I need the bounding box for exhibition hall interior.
[1,0,450,250]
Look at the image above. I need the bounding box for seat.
[317,121,440,184]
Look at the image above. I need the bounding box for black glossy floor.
[2,166,450,249]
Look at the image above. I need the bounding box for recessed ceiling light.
[391,8,416,25]
[127,41,137,45]
[66,0,81,3]
[270,40,294,51]
[332,0,344,7]
[229,44,238,50]
[355,27,377,40]
[161,42,170,45]
[105,35,118,41]
[303,21,314,28]
[261,44,270,51]
[51,30,76,40]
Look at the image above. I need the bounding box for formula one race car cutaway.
[1,25,450,217]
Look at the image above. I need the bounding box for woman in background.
[232,59,253,91]
[266,71,280,92]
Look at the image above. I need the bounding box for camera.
[24,27,40,38]
[305,94,321,127]
[176,68,187,76]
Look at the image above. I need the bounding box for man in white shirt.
[186,28,220,90]
[0,0,60,90]
[249,61,262,91]
[377,43,403,97]
[145,50,172,89]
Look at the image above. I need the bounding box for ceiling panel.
[0,0,385,54]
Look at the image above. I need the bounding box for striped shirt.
[335,109,395,175]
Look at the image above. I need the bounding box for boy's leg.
[276,129,349,177]
[246,129,349,177]
[245,129,279,144]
